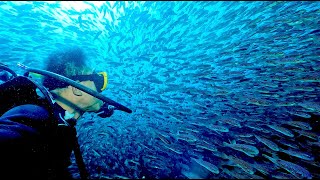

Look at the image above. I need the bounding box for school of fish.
[0,1,319,179]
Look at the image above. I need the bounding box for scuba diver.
[0,47,132,179]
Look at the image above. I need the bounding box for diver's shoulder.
[1,104,54,131]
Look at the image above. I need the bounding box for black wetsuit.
[0,102,76,179]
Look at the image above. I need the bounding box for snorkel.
[17,62,132,114]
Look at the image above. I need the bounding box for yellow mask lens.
[98,72,108,91]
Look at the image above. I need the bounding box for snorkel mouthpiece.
[96,104,114,118]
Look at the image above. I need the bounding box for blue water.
[1,1,320,179]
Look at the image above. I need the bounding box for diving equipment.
[43,72,108,93]
[68,72,108,93]
[96,103,115,118]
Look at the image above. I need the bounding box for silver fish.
[223,141,259,157]
[254,134,279,151]
[263,154,312,179]
[284,120,312,130]
[267,124,294,137]
[191,158,219,174]
[279,148,315,161]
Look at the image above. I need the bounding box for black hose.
[71,127,89,180]
[0,65,18,78]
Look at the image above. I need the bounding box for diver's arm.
[0,104,53,178]
[0,104,53,134]
[0,104,53,148]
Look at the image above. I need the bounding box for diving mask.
[69,72,108,93]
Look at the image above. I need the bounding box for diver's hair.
[42,46,93,90]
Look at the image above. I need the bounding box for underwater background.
[1,1,320,179]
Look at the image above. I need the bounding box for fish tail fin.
[214,130,223,136]
[271,152,279,160]
[223,142,229,147]
[220,153,229,160]
[262,154,274,163]
[230,139,236,144]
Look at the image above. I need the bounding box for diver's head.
[42,47,105,119]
